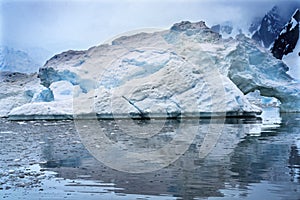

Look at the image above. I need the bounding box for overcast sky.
[1,0,299,55]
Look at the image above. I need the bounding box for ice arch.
[227,35,300,112]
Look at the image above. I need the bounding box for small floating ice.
[17,121,27,125]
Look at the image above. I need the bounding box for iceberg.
[6,21,300,119]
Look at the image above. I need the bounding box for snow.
[291,18,298,30]
[50,81,75,101]
[99,49,175,89]
[8,101,73,120]
[280,28,287,35]
[281,9,300,81]
[6,21,300,119]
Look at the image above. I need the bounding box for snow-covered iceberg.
[7,21,300,119]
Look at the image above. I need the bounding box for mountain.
[5,21,300,119]
[252,6,286,48]
[249,6,300,80]
[270,9,300,80]
[0,46,40,73]
[271,9,300,59]
[22,47,53,66]
[282,9,300,80]
[249,17,262,34]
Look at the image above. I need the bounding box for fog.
[1,0,299,55]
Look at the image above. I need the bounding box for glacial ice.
[31,88,54,102]
[228,34,300,112]
[50,81,75,101]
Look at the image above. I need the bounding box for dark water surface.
[0,108,300,200]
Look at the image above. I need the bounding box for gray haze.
[1,0,299,57]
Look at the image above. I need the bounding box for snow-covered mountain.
[0,46,41,73]
[22,47,52,67]
[252,6,286,48]
[249,17,262,35]
[5,21,300,119]
[271,9,300,59]
[271,9,300,80]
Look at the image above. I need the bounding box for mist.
[1,0,299,55]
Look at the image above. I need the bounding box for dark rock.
[171,21,208,31]
[271,9,300,59]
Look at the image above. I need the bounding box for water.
[0,108,300,199]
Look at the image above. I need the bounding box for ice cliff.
[6,21,300,119]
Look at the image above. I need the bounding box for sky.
[1,0,299,56]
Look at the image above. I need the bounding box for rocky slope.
[252,6,286,48]
[271,9,300,59]
[271,9,300,80]
[6,21,300,119]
